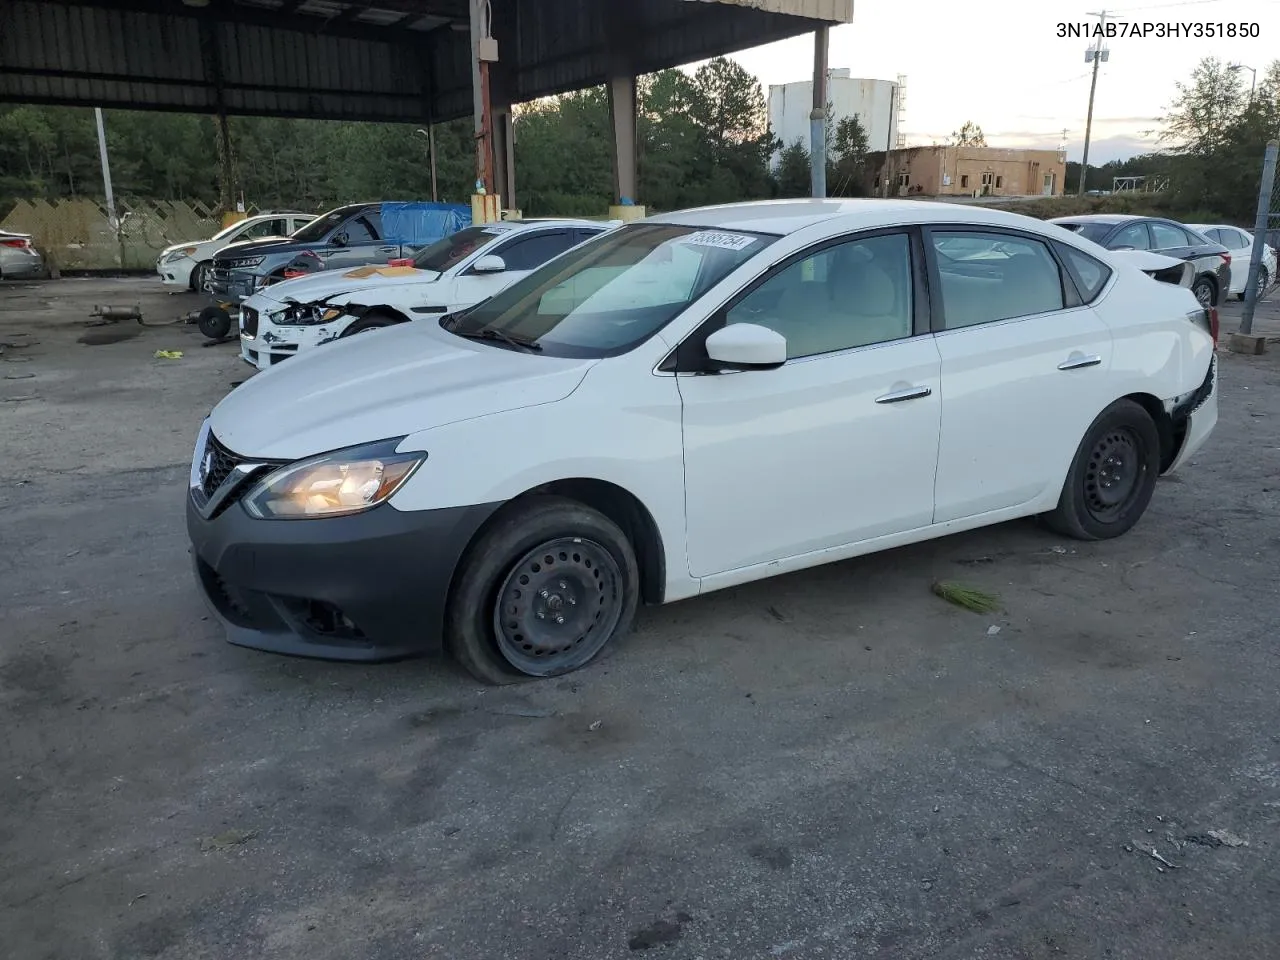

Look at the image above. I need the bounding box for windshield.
[413,225,508,272]
[290,207,365,244]
[447,223,776,358]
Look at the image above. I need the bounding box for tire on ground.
[445,495,641,684]
[197,305,232,340]
[1044,398,1161,541]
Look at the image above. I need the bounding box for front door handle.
[378,245,398,254]
[1058,354,1102,371]
[875,385,932,404]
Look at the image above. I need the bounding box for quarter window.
[931,231,1065,329]
[725,232,914,359]
[1056,243,1112,303]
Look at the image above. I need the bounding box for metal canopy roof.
[0,0,853,123]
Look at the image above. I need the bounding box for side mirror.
[704,323,787,370]
[472,254,506,274]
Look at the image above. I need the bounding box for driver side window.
[724,233,913,359]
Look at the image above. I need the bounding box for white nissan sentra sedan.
[187,199,1218,683]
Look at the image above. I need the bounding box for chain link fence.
[1240,140,1280,335]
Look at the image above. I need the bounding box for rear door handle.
[875,385,932,404]
[378,245,398,254]
[1058,354,1102,371]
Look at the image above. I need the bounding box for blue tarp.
[379,202,472,246]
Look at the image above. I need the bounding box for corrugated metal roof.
[0,0,850,122]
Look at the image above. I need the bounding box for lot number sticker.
[683,230,756,251]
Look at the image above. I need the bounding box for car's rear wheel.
[446,495,640,684]
[1255,267,1270,301]
[339,311,401,338]
[1191,275,1216,307]
[1044,399,1160,541]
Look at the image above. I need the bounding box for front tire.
[190,260,211,292]
[1044,399,1160,541]
[446,496,640,684]
[339,311,402,338]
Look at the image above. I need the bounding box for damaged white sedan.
[237,218,617,370]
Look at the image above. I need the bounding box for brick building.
[867,146,1067,199]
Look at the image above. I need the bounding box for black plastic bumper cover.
[187,495,501,662]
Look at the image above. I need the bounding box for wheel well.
[1122,392,1179,472]
[506,479,667,605]
[360,307,410,324]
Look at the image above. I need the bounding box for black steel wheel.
[1082,427,1143,524]
[1191,276,1215,308]
[197,305,232,340]
[492,537,625,676]
[446,495,640,684]
[1044,399,1160,541]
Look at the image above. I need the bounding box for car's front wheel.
[446,496,640,684]
[339,311,401,338]
[190,260,211,292]
[1045,399,1160,541]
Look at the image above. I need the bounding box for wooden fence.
[0,199,267,271]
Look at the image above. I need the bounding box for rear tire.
[1044,399,1160,541]
[445,495,640,684]
[1191,275,1216,308]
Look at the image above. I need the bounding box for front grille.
[241,306,259,337]
[202,433,242,500]
[191,431,278,519]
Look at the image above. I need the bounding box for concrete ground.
[2,277,1279,960]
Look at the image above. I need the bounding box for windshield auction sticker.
[683,231,756,251]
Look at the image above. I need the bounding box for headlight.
[242,439,425,519]
[274,304,343,325]
[164,246,198,263]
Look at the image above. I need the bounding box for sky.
[723,0,1280,164]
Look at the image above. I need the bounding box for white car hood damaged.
[210,322,595,460]
[253,266,441,309]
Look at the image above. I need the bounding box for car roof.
[1187,223,1240,232]
[645,198,1091,237]
[1048,214,1141,225]
[499,218,610,229]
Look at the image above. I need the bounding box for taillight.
[0,237,30,249]
[1197,306,1220,346]
[1221,252,1231,267]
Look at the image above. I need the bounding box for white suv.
[238,219,617,370]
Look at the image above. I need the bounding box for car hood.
[213,236,301,260]
[209,321,596,460]
[252,265,441,308]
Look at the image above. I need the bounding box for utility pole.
[810,26,829,199]
[1078,10,1109,195]
[415,128,439,202]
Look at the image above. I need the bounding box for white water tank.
[768,73,900,168]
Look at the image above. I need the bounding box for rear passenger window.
[931,231,1065,329]
[1056,243,1112,303]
